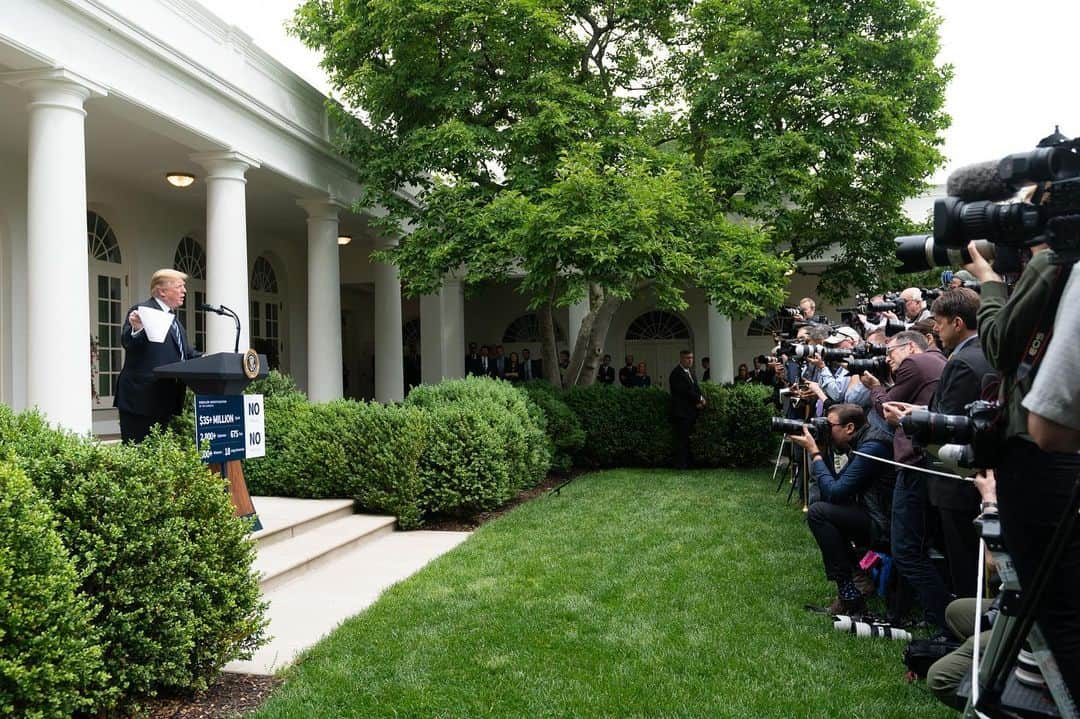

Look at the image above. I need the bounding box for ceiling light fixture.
[165,172,196,188]
[337,234,353,246]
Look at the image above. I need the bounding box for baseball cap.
[825,326,861,345]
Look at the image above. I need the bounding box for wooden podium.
[155,352,268,530]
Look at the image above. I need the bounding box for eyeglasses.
[885,341,910,356]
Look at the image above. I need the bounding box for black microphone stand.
[200,303,242,353]
[218,304,242,353]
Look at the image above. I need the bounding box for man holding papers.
[114,269,201,443]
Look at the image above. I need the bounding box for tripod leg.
[774,436,790,491]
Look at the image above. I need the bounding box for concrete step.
[254,513,398,592]
[251,497,357,550]
[226,528,471,675]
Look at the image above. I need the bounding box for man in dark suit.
[465,342,482,376]
[597,354,615,384]
[862,330,948,633]
[492,344,507,379]
[520,348,542,382]
[114,269,200,443]
[618,354,635,387]
[669,350,706,470]
[928,288,991,600]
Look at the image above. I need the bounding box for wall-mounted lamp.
[165,172,196,188]
[337,234,353,246]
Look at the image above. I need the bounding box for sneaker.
[852,569,876,597]
[827,595,866,617]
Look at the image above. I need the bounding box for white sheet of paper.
[138,305,174,343]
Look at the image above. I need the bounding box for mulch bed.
[142,471,579,717]
[144,673,281,719]
[424,471,584,531]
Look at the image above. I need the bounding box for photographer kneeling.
[789,403,894,616]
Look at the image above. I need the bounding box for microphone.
[945,160,1019,202]
[198,303,226,316]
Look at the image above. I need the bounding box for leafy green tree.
[293,0,947,382]
[674,0,951,298]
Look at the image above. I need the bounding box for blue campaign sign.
[194,395,247,463]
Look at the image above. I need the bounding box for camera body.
[900,399,1002,470]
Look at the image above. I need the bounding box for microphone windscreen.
[945,160,1016,202]
[198,303,215,312]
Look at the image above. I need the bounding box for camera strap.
[1014,261,1074,394]
[849,450,973,482]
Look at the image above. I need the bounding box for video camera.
[899,399,1002,471]
[896,128,1080,273]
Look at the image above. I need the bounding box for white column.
[373,236,404,402]
[298,199,343,402]
[7,69,105,434]
[191,151,259,354]
[420,292,443,384]
[568,296,589,349]
[440,274,465,379]
[706,303,734,384]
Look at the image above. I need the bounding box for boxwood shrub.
[562,382,774,469]
[562,384,675,468]
[243,397,429,528]
[517,380,585,474]
[0,407,267,715]
[405,377,552,515]
[0,461,105,719]
[690,382,775,467]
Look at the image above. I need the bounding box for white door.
[89,267,126,407]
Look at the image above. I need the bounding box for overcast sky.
[207,0,1080,185]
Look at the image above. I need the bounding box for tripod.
[964,479,1080,718]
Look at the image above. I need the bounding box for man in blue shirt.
[789,403,895,615]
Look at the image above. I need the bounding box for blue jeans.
[891,468,948,630]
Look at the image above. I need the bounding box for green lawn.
[252,469,954,719]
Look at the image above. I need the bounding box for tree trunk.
[565,283,623,387]
[539,292,562,386]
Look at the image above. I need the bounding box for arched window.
[625,311,691,340]
[251,256,279,293]
[502,313,565,343]
[173,236,206,280]
[173,236,208,352]
[87,212,125,403]
[250,256,282,369]
[746,311,795,337]
[87,211,122,264]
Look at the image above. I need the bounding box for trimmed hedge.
[518,381,586,474]
[0,461,105,719]
[563,384,675,468]
[0,407,267,715]
[405,377,552,516]
[243,397,428,528]
[690,382,776,467]
[563,382,775,469]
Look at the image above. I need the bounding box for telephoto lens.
[894,235,997,274]
[833,616,912,641]
[769,416,830,439]
[844,356,887,373]
[852,342,887,358]
[900,409,974,445]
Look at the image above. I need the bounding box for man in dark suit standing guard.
[669,350,706,470]
[114,269,200,443]
[927,288,992,600]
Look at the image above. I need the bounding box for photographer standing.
[862,330,948,633]
[789,404,893,615]
[927,288,990,601]
[966,241,1080,698]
